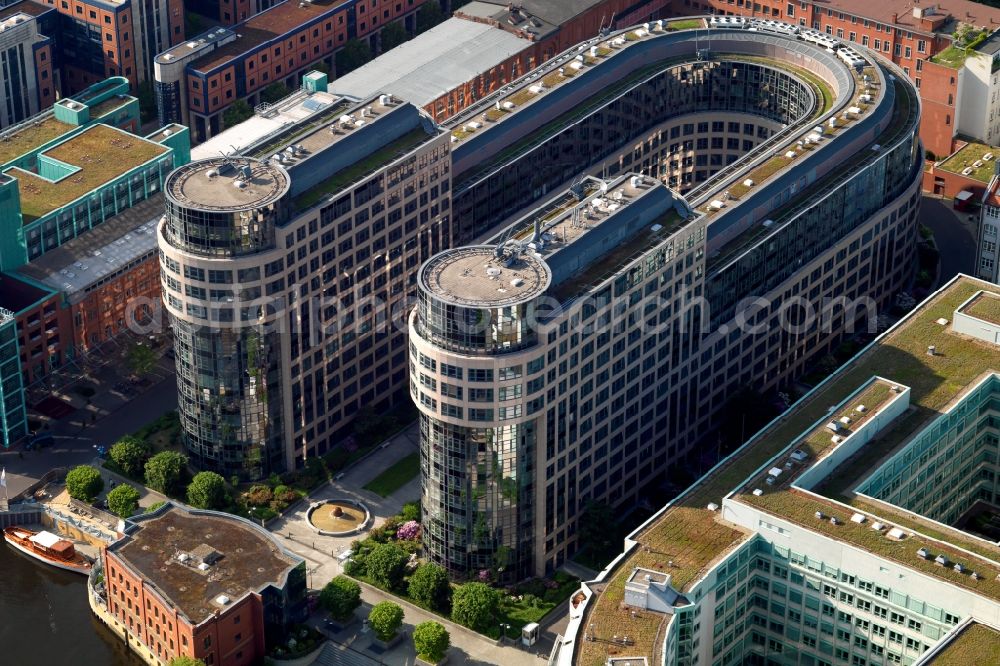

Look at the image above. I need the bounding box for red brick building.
[672,0,1000,157]
[100,503,306,666]
[0,273,69,384]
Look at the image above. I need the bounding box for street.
[919,194,978,281]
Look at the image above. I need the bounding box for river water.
[0,541,141,665]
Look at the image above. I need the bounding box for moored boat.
[3,526,92,575]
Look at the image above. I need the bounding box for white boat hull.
[3,533,91,575]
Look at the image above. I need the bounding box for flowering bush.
[477,569,491,582]
[396,520,421,541]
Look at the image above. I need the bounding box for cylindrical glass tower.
[159,157,291,479]
[411,246,551,580]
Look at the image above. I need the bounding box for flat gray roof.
[18,196,164,298]
[328,17,530,107]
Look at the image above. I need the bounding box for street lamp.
[499,622,511,644]
[250,507,265,528]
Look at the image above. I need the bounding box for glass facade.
[419,413,536,580]
[163,196,286,257]
[857,375,1000,527]
[415,293,540,355]
[0,313,27,448]
[172,318,285,478]
[454,60,815,239]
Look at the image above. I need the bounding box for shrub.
[168,658,206,666]
[144,451,188,495]
[187,471,227,509]
[107,484,141,518]
[66,465,104,502]
[401,501,420,522]
[145,500,166,514]
[319,575,361,620]
[109,436,149,478]
[396,520,420,541]
[368,601,404,641]
[413,621,449,663]
[451,582,500,632]
[245,484,273,506]
[408,562,451,612]
[366,542,408,589]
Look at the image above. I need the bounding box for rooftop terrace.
[6,125,167,222]
[111,504,300,624]
[938,140,997,183]
[958,290,1000,325]
[577,275,1000,666]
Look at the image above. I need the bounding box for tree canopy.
[380,21,409,51]
[366,542,408,590]
[336,39,373,75]
[186,471,227,509]
[408,562,451,611]
[413,621,450,663]
[66,465,104,502]
[126,343,157,377]
[368,601,404,641]
[109,436,149,478]
[223,100,253,129]
[450,582,500,632]
[319,575,362,620]
[107,484,141,518]
[144,451,188,496]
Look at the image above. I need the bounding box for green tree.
[126,343,157,377]
[416,1,444,34]
[260,82,290,105]
[135,81,157,123]
[366,542,408,589]
[413,621,450,663]
[319,575,361,620]
[579,501,616,562]
[107,484,141,518]
[222,99,253,129]
[380,21,409,52]
[169,657,206,666]
[186,471,226,509]
[451,582,500,632]
[66,465,104,502]
[408,562,451,611]
[336,39,373,75]
[144,451,188,496]
[145,500,166,514]
[109,435,149,478]
[401,500,420,522]
[368,601,404,641]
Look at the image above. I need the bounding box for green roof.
[938,140,997,183]
[579,276,1000,666]
[926,622,1000,665]
[8,124,167,222]
[0,116,74,166]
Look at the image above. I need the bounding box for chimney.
[892,13,898,25]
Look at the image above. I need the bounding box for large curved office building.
[410,17,922,581]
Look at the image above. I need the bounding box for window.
[917,40,926,53]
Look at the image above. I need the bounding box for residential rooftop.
[17,195,163,298]
[937,140,997,183]
[809,0,1000,36]
[0,1,51,21]
[577,275,1000,666]
[327,18,529,108]
[5,124,168,222]
[925,622,1000,665]
[191,0,347,72]
[109,504,301,624]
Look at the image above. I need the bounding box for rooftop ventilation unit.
[706,503,719,511]
[826,421,841,433]
[850,513,866,524]
[752,489,763,496]
[917,548,930,559]
[855,404,866,413]
[216,594,230,605]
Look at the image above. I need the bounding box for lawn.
[961,291,1000,325]
[939,140,996,183]
[667,19,704,31]
[363,452,420,497]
